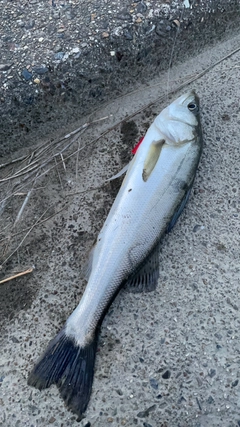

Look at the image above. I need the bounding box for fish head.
[154,91,201,146]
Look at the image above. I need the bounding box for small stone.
[135,17,142,23]
[143,423,153,427]
[193,224,201,232]
[71,47,80,53]
[112,26,123,37]
[49,416,56,423]
[149,378,158,390]
[216,243,226,251]
[214,333,222,340]
[221,113,230,121]
[54,52,65,60]
[22,69,32,81]
[25,19,35,29]
[33,78,40,84]
[0,63,13,71]
[232,379,239,387]
[162,370,171,379]
[32,66,48,74]
[155,23,168,37]
[102,31,109,38]
[107,417,113,423]
[208,369,216,378]
[11,336,20,343]
[136,2,147,13]
[38,37,44,42]
[173,19,180,28]
[116,12,132,21]
[207,395,214,404]
[17,19,25,27]
[123,28,133,40]
[137,405,156,418]
[178,396,187,404]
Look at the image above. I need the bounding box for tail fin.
[28,328,98,417]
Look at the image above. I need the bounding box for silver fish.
[28,91,202,417]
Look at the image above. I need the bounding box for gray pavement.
[0,2,240,427]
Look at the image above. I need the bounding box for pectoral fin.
[108,163,130,181]
[142,139,165,182]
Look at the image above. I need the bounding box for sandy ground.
[0,31,240,427]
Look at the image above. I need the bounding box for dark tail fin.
[28,329,98,417]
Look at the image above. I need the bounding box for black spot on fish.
[173,179,188,193]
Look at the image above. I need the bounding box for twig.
[1,207,50,266]
[0,155,30,170]
[0,115,110,184]
[76,139,81,180]
[0,267,34,285]
[63,115,111,139]
[54,155,63,189]
[13,171,40,227]
[0,204,67,243]
[60,153,66,172]
[13,189,33,228]
[0,162,39,183]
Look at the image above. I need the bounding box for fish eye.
[188,102,199,113]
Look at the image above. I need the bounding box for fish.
[28,90,202,417]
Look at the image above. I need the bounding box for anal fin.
[125,243,160,293]
[167,186,192,233]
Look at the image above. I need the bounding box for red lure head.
[131,136,144,154]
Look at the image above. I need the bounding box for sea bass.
[28,91,202,417]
